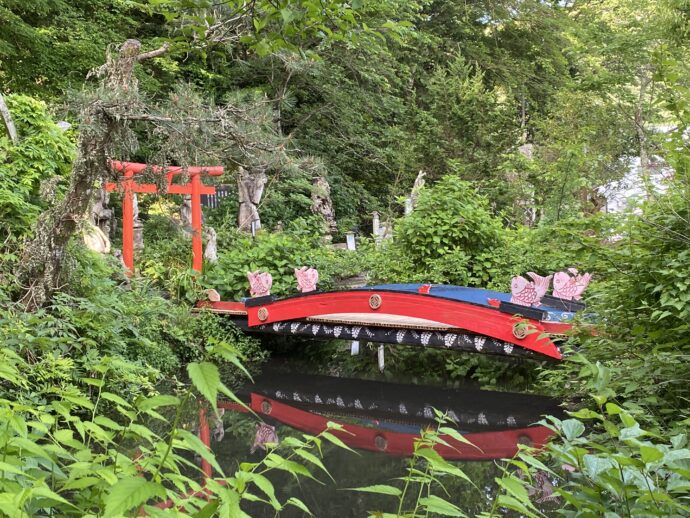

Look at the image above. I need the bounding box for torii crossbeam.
[105,160,223,273]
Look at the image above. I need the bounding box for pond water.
[207,361,562,517]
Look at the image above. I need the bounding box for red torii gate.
[105,160,223,273]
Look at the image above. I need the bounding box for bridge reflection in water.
[200,367,562,468]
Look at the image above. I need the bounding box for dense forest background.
[1,0,689,516]
[5,0,685,228]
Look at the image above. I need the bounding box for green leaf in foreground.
[286,496,312,515]
[193,499,220,518]
[103,477,166,517]
[321,431,357,453]
[188,361,220,410]
[137,394,180,412]
[347,484,402,496]
[419,495,468,517]
[293,448,334,481]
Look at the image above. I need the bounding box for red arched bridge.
[198,270,591,361]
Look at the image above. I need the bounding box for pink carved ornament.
[251,423,279,453]
[295,266,319,293]
[247,271,273,297]
[510,272,553,307]
[552,268,591,301]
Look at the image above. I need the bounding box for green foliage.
[205,228,328,299]
[184,311,268,379]
[3,251,178,377]
[165,0,372,57]
[487,360,690,517]
[0,0,689,515]
[528,88,635,223]
[3,244,265,380]
[415,55,516,181]
[0,0,159,96]
[0,95,74,236]
[0,337,347,516]
[510,214,620,278]
[383,176,510,288]
[138,215,201,302]
[260,169,319,231]
[350,412,476,517]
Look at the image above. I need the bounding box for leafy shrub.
[0,94,74,237]
[370,176,512,289]
[535,180,690,423]
[509,213,620,279]
[2,285,181,381]
[205,228,328,299]
[0,340,346,516]
[178,311,268,383]
[138,215,201,302]
[487,359,690,517]
[350,412,478,517]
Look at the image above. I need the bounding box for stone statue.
[0,92,18,145]
[132,193,144,250]
[311,176,337,235]
[237,166,267,232]
[409,170,426,210]
[212,408,226,442]
[82,222,111,254]
[204,226,218,263]
[518,143,534,160]
[91,187,113,237]
[372,211,392,243]
[85,186,113,255]
[204,288,221,302]
[179,194,193,237]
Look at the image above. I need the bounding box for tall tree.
[17,40,165,309]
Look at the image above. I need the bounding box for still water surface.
[209,363,561,517]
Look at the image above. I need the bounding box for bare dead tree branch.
[137,42,171,62]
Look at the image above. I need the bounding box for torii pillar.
[106,161,223,273]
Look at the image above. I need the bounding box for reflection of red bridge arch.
[195,394,555,478]
[105,160,223,273]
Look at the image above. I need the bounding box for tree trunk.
[0,93,19,145]
[635,65,654,197]
[17,106,121,308]
[16,40,168,309]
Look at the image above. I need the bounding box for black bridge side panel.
[229,318,559,360]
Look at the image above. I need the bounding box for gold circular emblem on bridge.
[517,434,533,447]
[261,400,272,414]
[512,323,528,340]
[369,294,382,310]
[374,434,387,451]
[257,307,269,321]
